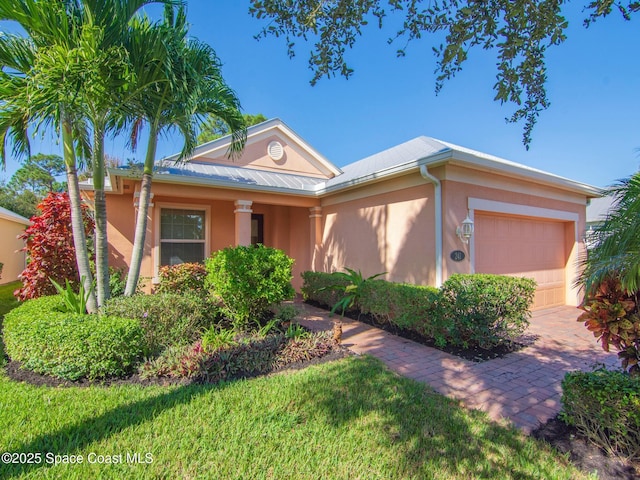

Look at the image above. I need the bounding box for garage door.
[475,213,567,310]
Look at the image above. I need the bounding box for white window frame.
[153,202,211,283]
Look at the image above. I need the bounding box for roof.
[0,206,30,225]
[105,120,600,198]
[587,195,615,223]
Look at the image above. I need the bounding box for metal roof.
[0,206,30,225]
[107,130,600,198]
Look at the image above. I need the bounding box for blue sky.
[2,1,639,188]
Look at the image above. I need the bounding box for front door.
[251,214,264,245]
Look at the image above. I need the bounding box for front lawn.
[0,281,20,365]
[0,356,588,480]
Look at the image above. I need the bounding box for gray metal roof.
[325,137,448,189]
[108,133,600,198]
[587,195,615,223]
[128,160,326,193]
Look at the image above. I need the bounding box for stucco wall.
[0,217,27,284]
[195,134,331,178]
[320,176,437,285]
[105,186,315,291]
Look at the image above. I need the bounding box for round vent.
[267,141,284,161]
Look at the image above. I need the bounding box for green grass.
[0,281,20,366]
[0,281,20,318]
[0,355,589,480]
[0,291,588,479]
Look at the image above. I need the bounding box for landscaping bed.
[306,298,534,362]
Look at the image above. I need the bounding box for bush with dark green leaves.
[359,280,439,332]
[561,369,640,461]
[205,245,295,329]
[102,293,219,354]
[300,271,350,308]
[436,274,536,349]
[3,295,144,380]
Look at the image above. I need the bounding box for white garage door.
[475,213,567,310]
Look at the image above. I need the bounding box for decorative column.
[234,200,253,246]
[309,206,323,270]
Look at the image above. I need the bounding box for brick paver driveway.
[296,302,619,433]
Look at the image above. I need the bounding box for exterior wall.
[320,175,437,285]
[105,182,316,291]
[0,217,27,283]
[439,166,588,306]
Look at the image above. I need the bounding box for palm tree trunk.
[125,128,157,296]
[92,125,110,306]
[62,116,98,313]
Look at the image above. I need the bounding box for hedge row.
[562,369,640,461]
[301,271,536,349]
[3,296,145,380]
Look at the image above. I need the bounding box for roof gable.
[167,118,342,179]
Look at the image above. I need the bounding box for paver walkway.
[295,301,619,433]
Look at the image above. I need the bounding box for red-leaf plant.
[16,192,94,301]
[578,277,640,375]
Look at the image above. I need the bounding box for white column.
[234,200,253,246]
[309,206,323,271]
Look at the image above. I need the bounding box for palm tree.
[123,5,246,295]
[579,172,640,294]
[0,0,98,311]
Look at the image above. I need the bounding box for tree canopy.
[197,113,266,144]
[249,0,639,147]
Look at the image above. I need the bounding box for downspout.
[420,165,443,287]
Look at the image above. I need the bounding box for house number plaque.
[450,250,465,262]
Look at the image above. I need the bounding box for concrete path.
[296,301,619,433]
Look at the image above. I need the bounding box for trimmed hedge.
[3,295,145,380]
[301,270,536,350]
[300,271,350,308]
[561,369,640,461]
[205,245,295,328]
[359,280,439,332]
[102,293,219,354]
[437,274,536,349]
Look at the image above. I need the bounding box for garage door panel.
[475,214,567,310]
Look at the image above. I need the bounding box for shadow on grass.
[1,381,220,479]
[292,355,576,479]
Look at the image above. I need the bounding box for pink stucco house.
[93,119,599,310]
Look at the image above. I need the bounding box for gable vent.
[267,141,284,161]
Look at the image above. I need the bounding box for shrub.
[323,268,386,316]
[436,274,536,349]
[16,192,94,301]
[561,369,640,461]
[0,262,3,280]
[102,293,219,354]
[578,277,640,375]
[156,262,207,297]
[205,245,295,329]
[359,280,439,333]
[300,271,350,308]
[140,331,335,382]
[3,295,144,380]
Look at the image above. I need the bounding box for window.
[160,208,206,265]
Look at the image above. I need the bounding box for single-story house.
[90,119,599,310]
[0,206,30,284]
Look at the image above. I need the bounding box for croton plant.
[579,277,640,376]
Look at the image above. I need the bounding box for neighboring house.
[586,195,614,231]
[0,206,30,284]
[87,119,599,310]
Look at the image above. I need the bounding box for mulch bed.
[3,346,352,389]
[532,416,639,480]
[305,300,535,362]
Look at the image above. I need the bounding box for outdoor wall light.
[456,213,474,244]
